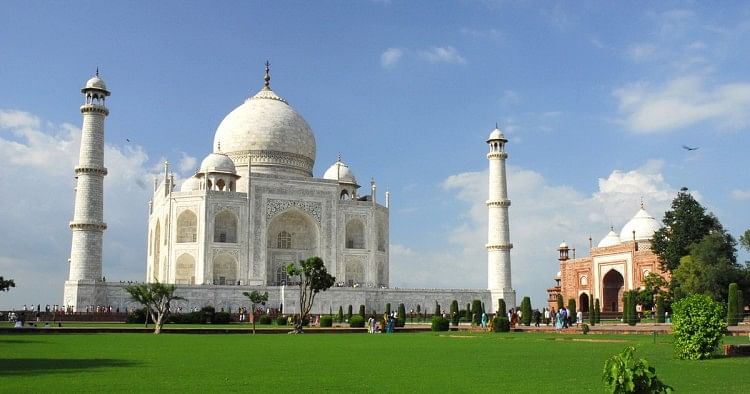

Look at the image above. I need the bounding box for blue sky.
[1,1,749,309]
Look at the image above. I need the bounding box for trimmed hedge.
[258,315,272,325]
[431,316,450,331]
[276,316,288,326]
[493,316,510,332]
[471,299,483,326]
[320,315,333,327]
[520,297,532,326]
[349,315,365,328]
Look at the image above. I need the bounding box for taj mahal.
[63,65,515,313]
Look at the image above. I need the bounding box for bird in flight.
[682,145,699,151]
[126,138,131,143]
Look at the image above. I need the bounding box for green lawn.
[1,332,748,392]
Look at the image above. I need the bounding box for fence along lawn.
[0,332,748,392]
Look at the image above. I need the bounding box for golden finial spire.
[263,60,271,91]
[337,153,342,162]
[95,67,99,77]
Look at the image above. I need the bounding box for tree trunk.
[154,313,164,334]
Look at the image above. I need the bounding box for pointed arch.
[345,218,365,249]
[175,253,196,284]
[213,254,237,285]
[214,210,238,243]
[176,210,197,243]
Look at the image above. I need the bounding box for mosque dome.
[597,229,621,248]
[323,157,358,185]
[559,241,568,249]
[180,176,200,192]
[619,208,661,241]
[84,75,107,90]
[200,152,236,174]
[487,126,506,141]
[212,64,316,177]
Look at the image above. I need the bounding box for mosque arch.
[267,209,319,252]
[213,254,237,285]
[345,219,365,249]
[602,269,624,313]
[579,293,590,313]
[175,253,196,284]
[214,210,238,243]
[176,210,197,243]
[340,190,349,200]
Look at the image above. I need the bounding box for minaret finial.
[640,196,644,209]
[96,67,99,77]
[263,60,271,90]
[337,153,342,162]
[495,122,498,129]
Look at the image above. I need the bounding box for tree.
[497,298,507,317]
[739,229,750,252]
[651,187,727,272]
[638,273,669,310]
[588,296,595,326]
[672,233,744,302]
[0,276,15,293]
[520,297,532,326]
[397,303,406,327]
[656,296,665,323]
[359,305,365,318]
[556,294,564,311]
[568,298,577,326]
[242,290,268,334]
[472,299,483,325]
[672,294,725,360]
[434,301,440,317]
[336,306,344,323]
[449,300,459,326]
[594,298,601,324]
[286,256,335,333]
[727,283,739,326]
[347,305,353,321]
[125,281,185,334]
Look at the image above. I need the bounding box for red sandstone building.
[547,205,671,314]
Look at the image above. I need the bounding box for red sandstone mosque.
[547,204,671,313]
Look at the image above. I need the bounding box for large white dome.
[619,208,661,241]
[213,80,316,177]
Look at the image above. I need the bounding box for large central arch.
[266,209,320,285]
[602,270,624,312]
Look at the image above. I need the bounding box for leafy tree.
[497,298,507,316]
[739,229,750,252]
[472,299,484,325]
[638,273,669,310]
[602,346,673,393]
[568,298,577,326]
[449,300,459,326]
[672,294,725,360]
[594,298,601,324]
[286,257,335,333]
[336,306,344,323]
[651,188,728,272]
[672,233,744,302]
[727,283,739,326]
[242,290,268,334]
[125,281,185,334]
[0,276,15,293]
[520,297,532,326]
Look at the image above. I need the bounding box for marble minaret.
[486,125,516,310]
[64,71,110,310]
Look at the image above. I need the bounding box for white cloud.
[390,160,676,308]
[626,42,658,63]
[179,152,198,174]
[613,76,750,133]
[731,189,750,200]
[418,46,467,65]
[380,48,404,68]
[0,109,159,309]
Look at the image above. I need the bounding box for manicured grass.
[1,332,748,392]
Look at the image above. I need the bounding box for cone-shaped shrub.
[568,299,577,325]
[556,294,564,311]
[497,298,507,317]
[472,299,483,325]
[449,300,459,326]
[728,283,739,326]
[589,296,595,326]
[397,303,406,327]
[337,306,344,323]
[347,305,353,321]
[594,299,601,323]
[358,305,365,318]
[521,297,532,326]
[656,296,665,323]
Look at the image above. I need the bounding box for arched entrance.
[602,270,624,312]
[266,209,320,285]
[579,293,590,313]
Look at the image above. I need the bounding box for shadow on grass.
[0,358,139,376]
[0,338,48,345]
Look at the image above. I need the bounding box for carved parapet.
[79,104,109,116]
[486,152,508,160]
[486,200,511,207]
[486,243,513,251]
[69,221,107,231]
[75,166,108,176]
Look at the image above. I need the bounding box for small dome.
[487,126,507,141]
[180,176,200,192]
[323,158,357,185]
[85,76,107,90]
[620,208,661,241]
[556,271,561,278]
[200,152,236,174]
[597,230,621,248]
[559,241,568,249]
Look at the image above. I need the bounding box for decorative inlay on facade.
[266,199,322,224]
[228,150,314,174]
[212,247,240,260]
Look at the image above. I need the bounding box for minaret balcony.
[486,152,508,159]
[486,200,511,207]
[75,166,108,176]
[79,104,109,115]
[486,243,513,250]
